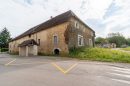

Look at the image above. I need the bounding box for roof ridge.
[11,10,94,42]
[11,10,73,41]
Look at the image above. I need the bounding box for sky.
[0,0,130,38]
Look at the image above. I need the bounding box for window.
[89,39,92,46]
[75,21,79,28]
[53,35,58,45]
[38,39,40,45]
[78,35,84,46]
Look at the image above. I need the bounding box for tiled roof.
[11,10,94,41]
[18,39,38,47]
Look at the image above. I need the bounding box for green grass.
[69,47,130,63]
[121,47,130,51]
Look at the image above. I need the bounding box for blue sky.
[0,0,130,38]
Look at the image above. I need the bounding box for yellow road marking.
[64,63,78,74]
[5,59,16,66]
[51,63,78,74]
[52,63,66,74]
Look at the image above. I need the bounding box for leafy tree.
[126,38,130,46]
[107,33,127,47]
[0,27,11,48]
[95,37,108,44]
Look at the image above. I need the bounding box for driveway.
[0,54,130,86]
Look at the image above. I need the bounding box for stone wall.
[66,17,95,49]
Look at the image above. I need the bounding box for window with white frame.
[53,35,58,45]
[89,39,92,46]
[78,35,84,46]
[75,21,79,29]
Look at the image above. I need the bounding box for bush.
[0,48,9,52]
[9,51,19,55]
[69,47,130,63]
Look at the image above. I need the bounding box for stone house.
[9,10,95,56]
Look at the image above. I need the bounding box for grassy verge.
[121,47,130,51]
[69,47,130,63]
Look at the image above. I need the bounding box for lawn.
[121,47,130,51]
[69,47,130,63]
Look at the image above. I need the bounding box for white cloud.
[84,0,113,19]
[103,0,130,38]
[0,0,130,38]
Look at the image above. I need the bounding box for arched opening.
[54,49,60,55]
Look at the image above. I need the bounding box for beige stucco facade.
[9,22,70,55]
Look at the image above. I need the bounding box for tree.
[0,27,11,48]
[127,38,130,46]
[95,37,108,44]
[107,33,127,47]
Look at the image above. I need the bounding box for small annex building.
[18,39,38,56]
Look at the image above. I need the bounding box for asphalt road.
[0,54,130,86]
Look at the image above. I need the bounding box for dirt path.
[112,48,130,53]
